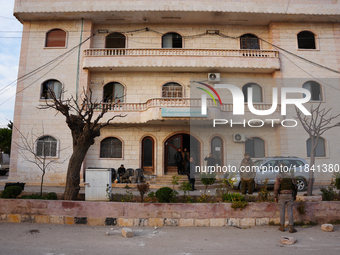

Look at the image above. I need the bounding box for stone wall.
[1,199,339,227]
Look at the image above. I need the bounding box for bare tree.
[295,103,340,196]
[39,89,125,200]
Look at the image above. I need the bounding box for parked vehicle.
[231,156,310,191]
[0,153,10,176]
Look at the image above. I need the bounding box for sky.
[0,0,22,128]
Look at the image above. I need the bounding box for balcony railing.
[84,48,279,58]
[89,98,281,113]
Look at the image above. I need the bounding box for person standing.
[117,164,126,183]
[239,152,255,195]
[274,163,298,233]
[186,157,196,191]
[182,148,190,175]
[174,148,184,175]
[204,153,216,173]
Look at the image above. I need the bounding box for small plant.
[124,185,130,189]
[171,175,181,190]
[137,183,150,202]
[258,178,271,202]
[222,192,244,202]
[197,194,210,203]
[200,173,216,195]
[0,186,22,198]
[179,181,192,196]
[332,172,340,196]
[231,201,248,210]
[328,219,340,225]
[296,201,306,214]
[155,187,175,203]
[320,186,338,201]
[148,191,155,198]
[268,221,278,226]
[222,172,237,192]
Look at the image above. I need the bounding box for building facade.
[9,0,340,184]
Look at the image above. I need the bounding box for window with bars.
[162,83,183,98]
[240,34,260,49]
[45,29,66,47]
[100,137,122,158]
[36,136,57,157]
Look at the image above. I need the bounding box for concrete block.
[256,218,270,226]
[65,216,74,225]
[50,216,65,224]
[240,218,256,227]
[179,219,194,227]
[281,236,297,245]
[88,217,104,226]
[226,218,240,226]
[210,218,226,227]
[148,218,164,227]
[7,214,21,223]
[133,218,148,227]
[35,215,50,224]
[21,215,35,223]
[0,214,7,222]
[321,224,334,232]
[118,218,134,227]
[122,228,134,238]
[164,218,178,227]
[195,219,210,227]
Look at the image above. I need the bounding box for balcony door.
[164,133,200,174]
[142,136,154,174]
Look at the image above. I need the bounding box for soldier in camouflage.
[239,152,256,195]
[274,163,298,233]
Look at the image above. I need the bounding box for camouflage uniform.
[239,157,255,195]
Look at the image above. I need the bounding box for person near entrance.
[174,148,184,175]
[274,163,298,233]
[117,164,126,183]
[239,152,255,195]
[204,153,216,173]
[182,148,190,174]
[186,157,196,191]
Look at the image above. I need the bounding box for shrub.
[333,172,340,190]
[147,191,155,198]
[43,192,58,200]
[296,201,306,214]
[231,201,248,210]
[0,186,22,199]
[155,187,175,203]
[179,181,192,196]
[137,183,150,202]
[222,192,244,202]
[200,173,216,195]
[320,186,338,201]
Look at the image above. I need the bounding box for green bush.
[155,187,175,203]
[43,192,58,200]
[333,172,340,190]
[320,186,338,201]
[222,192,244,202]
[0,186,22,198]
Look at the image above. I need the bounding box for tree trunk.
[40,170,45,196]
[307,137,316,196]
[64,141,92,200]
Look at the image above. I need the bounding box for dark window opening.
[245,137,265,158]
[106,32,126,48]
[45,29,66,47]
[242,83,262,103]
[240,33,260,49]
[100,137,122,158]
[103,82,124,103]
[41,79,62,99]
[297,31,316,49]
[302,81,322,101]
[162,33,182,48]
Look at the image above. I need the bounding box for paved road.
[0,223,339,255]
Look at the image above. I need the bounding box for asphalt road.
[0,223,339,255]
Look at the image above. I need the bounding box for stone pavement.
[0,223,339,255]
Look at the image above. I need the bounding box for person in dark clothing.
[174,148,184,175]
[186,157,196,191]
[204,153,216,173]
[117,164,126,183]
[182,148,190,174]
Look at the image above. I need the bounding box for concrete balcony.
[90,98,283,124]
[83,48,280,73]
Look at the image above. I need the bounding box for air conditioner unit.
[233,134,246,143]
[208,73,220,82]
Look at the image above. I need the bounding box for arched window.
[106,32,126,48]
[302,81,322,101]
[45,29,66,47]
[245,137,265,158]
[211,136,223,166]
[103,82,124,103]
[162,82,183,97]
[306,137,326,157]
[242,83,262,102]
[100,137,122,158]
[36,136,57,157]
[41,79,62,99]
[240,33,260,49]
[162,32,182,48]
[297,31,316,49]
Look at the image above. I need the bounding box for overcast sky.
[0,0,22,128]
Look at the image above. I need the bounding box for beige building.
[9,0,340,185]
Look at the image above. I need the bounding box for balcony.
[90,98,282,124]
[83,48,280,73]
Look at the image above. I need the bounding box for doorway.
[142,136,154,175]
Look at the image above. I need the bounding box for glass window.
[106,32,126,48]
[307,137,326,157]
[41,79,62,99]
[245,137,265,158]
[240,34,260,49]
[211,136,223,166]
[162,82,183,98]
[143,138,153,167]
[36,136,57,157]
[162,32,182,48]
[45,29,66,47]
[103,82,124,103]
[297,31,316,49]
[242,83,262,102]
[302,81,322,101]
[100,137,122,158]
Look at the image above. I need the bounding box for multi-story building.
[9,0,340,185]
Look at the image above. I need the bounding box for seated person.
[117,164,126,183]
